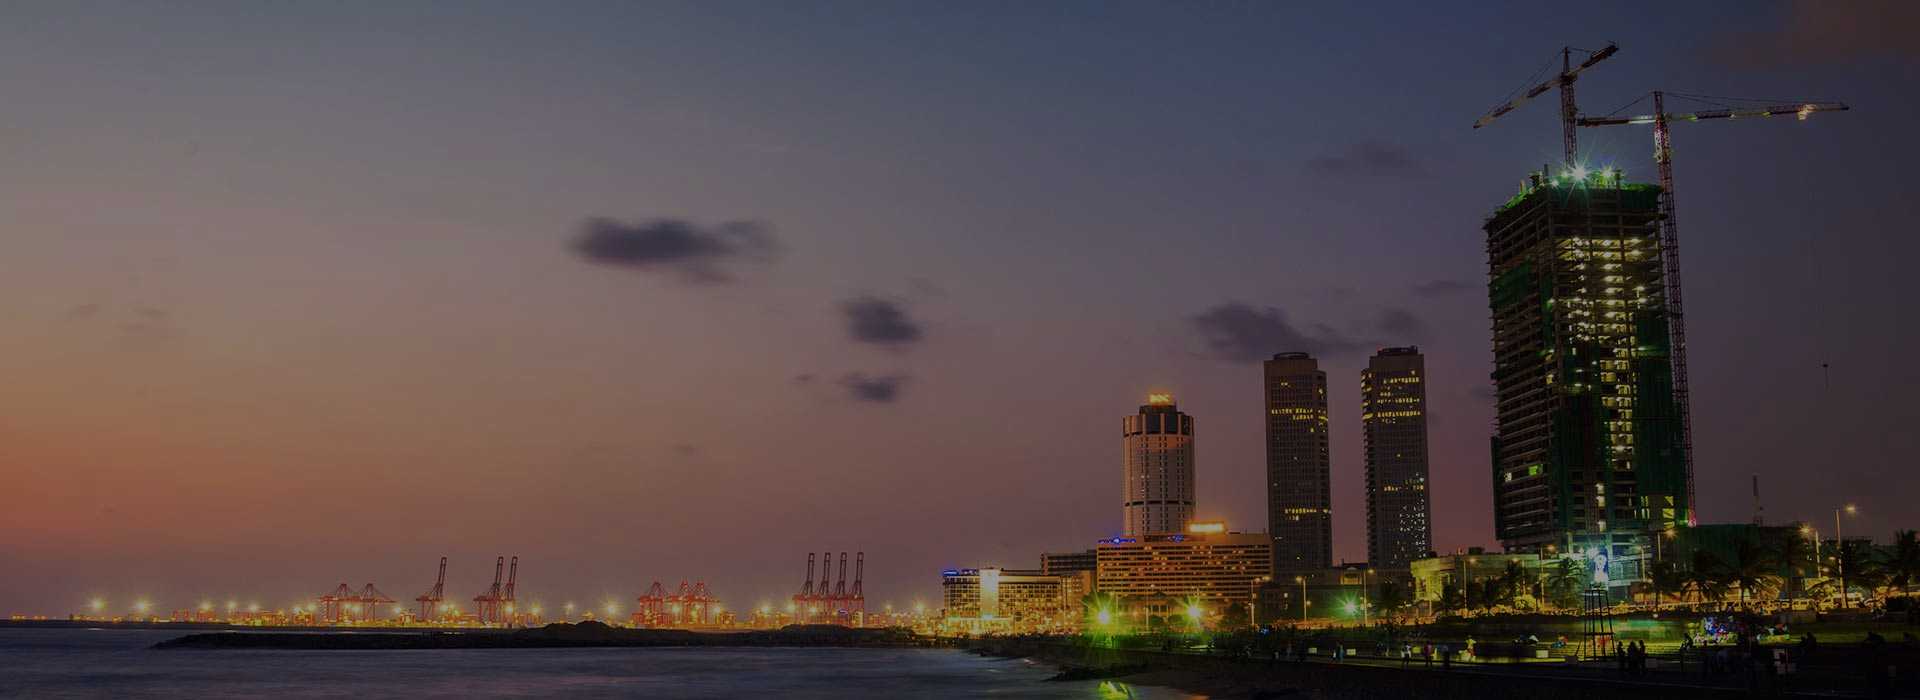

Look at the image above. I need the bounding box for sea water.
[0,630,1199,699]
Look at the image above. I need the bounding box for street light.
[1362,569,1374,625]
[1836,505,1858,609]
[1295,576,1308,623]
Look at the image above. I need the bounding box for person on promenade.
[1615,642,1627,676]
[1422,641,1433,668]
[1401,642,1413,668]
[1439,643,1451,670]
[1465,636,1476,661]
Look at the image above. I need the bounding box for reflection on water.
[0,629,1197,699]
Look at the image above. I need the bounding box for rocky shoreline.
[152,622,918,650]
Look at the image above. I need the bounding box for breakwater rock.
[153,622,912,650]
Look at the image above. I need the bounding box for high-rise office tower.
[1485,171,1688,557]
[1121,393,1194,536]
[1264,353,1330,574]
[1363,346,1432,569]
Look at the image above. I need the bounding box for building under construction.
[1485,169,1688,558]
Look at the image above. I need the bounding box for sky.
[2,0,1916,616]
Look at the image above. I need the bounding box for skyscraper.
[1264,353,1330,575]
[1121,393,1194,536]
[1363,346,1431,570]
[1485,171,1688,557]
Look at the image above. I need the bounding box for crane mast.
[1579,92,1849,516]
[1474,43,1619,166]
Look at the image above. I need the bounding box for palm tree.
[1772,528,1816,599]
[1880,530,1920,602]
[1648,560,1686,605]
[1544,558,1585,611]
[1466,580,1492,614]
[1436,587,1466,617]
[1685,549,1731,607]
[1371,582,1410,621]
[1834,540,1885,608]
[1497,560,1529,609]
[1726,538,1780,609]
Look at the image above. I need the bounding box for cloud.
[1469,385,1498,401]
[1189,302,1358,362]
[1708,0,1920,71]
[1306,142,1421,177]
[1377,307,1426,340]
[672,444,700,456]
[792,373,819,384]
[841,297,924,348]
[1411,280,1474,296]
[839,373,908,403]
[572,218,776,282]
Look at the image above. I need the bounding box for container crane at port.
[416,557,447,621]
[474,556,506,624]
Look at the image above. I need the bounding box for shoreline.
[149,621,929,651]
[977,639,1906,700]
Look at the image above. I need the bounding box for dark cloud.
[1469,385,1498,401]
[841,297,924,348]
[1189,302,1358,362]
[672,444,700,456]
[1377,308,1426,340]
[1306,142,1421,177]
[839,373,908,403]
[1411,280,1474,296]
[1708,0,1920,71]
[134,307,169,319]
[572,218,776,283]
[792,373,819,384]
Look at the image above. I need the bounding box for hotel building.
[1122,393,1195,537]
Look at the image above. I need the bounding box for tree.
[1772,527,1817,599]
[1648,560,1686,605]
[1544,558,1585,611]
[1685,549,1731,606]
[1497,560,1530,610]
[1880,530,1920,601]
[1727,538,1781,609]
[1218,604,1251,629]
[1834,540,1885,608]
[1466,580,1494,614]
[1371,582,1410,620]
[1436,587,1466,617]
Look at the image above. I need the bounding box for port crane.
[416,557,447,621]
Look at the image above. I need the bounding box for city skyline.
[3,1,1917,615]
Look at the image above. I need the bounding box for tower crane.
[1474,43,1619,166]
[416,557,447,622]
[1578,91,1849,508]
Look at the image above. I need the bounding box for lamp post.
[1296,576,1307,623]
[1836,505,1858,608]
[1362,569,1374,626]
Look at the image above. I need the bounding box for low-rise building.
[1095,524,1271,616]
[940,567,1073,632]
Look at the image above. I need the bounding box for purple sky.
[2,0,1915,616]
